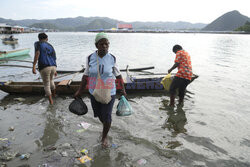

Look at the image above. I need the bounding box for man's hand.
[120,89,127,97]
[54,71,57,77]
[74,90,81,99]
[32,67,37,74]
[168,69,172,74]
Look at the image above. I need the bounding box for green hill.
[30,23,58,29]
[75,19,115,31]
[202,10,250,31]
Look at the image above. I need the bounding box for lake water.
[0,32,250,167]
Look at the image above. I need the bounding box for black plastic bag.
[69,97,88,116]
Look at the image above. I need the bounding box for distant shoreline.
[88,29,249,34]
[1,31,249,35]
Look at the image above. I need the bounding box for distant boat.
[0,48,30,60]
[1,36,18,44]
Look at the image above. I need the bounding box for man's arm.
[32,50,40,74]
[116,75,127,96]
[168,62,180,74]
[74,75,88,98]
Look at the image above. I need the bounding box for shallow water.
[0,32,250,167]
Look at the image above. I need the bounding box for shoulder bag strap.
[96,53,101,79]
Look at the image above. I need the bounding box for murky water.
[0,32,250,167]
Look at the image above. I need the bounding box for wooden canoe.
[2,38,18,44]
[0,77,166,95]
[0,48,30,60]
[0,75,198,95]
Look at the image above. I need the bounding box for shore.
[88,29,249,34]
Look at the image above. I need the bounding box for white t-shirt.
[83,51,121,95]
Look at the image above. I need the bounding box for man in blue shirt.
[33,33,57,104]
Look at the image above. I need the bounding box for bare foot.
[101,137,109,148]
[169,104,175,107]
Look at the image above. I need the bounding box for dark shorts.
[169,76,191,97]
[90,95,116,123]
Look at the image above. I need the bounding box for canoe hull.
[0,78,165,95]
[0,48,30,60]
[2,40,18,44]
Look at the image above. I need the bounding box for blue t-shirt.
[34,41,57,71]
[83,51,121,95]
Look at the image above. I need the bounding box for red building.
[117,23,133,30]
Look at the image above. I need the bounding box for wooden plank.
[57,80,70,86]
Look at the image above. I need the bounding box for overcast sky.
[1,0,249,24]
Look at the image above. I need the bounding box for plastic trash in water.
[14,97,25,102]
[77,121,91,133]
[76,129,86,133]
[78,155,92,164]
[137,158,147,165]
[8,126,14,131]
[20,153,30,160]
[61,151,68,157]
[0,138,8,141]
[80,149,88,155]
[111,144,118,149]
[0,139,11,149]
[79,121,91,129]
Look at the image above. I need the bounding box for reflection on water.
[38,105,61,147]
[90,149,112,167]
[162,105,187,136]
[160,99,187,150]
[1,42,19,50]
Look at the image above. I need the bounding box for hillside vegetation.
[235,21,250,32]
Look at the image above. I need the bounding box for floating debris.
[76,129,86,133]
[1,162,7,167]
[43,146,57,152]
[14,97,25,102]
[61,151,68,157]
[0,138,8,141]
[80,149,88,155]
[0,152,18,161]
[165,141,182,149]
[111,143,118,149]
[78,155,92,164]
[61,143,71,149]
[79,121,91,129]
[20,153,30,160]
[26,130,32,135]
[8,126,14,131]
[137,158,147,165]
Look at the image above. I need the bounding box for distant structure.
[117,23,133,30]
[0,23,56,34]
[0,23,25,34]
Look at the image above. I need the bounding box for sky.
[0,0,249,24]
